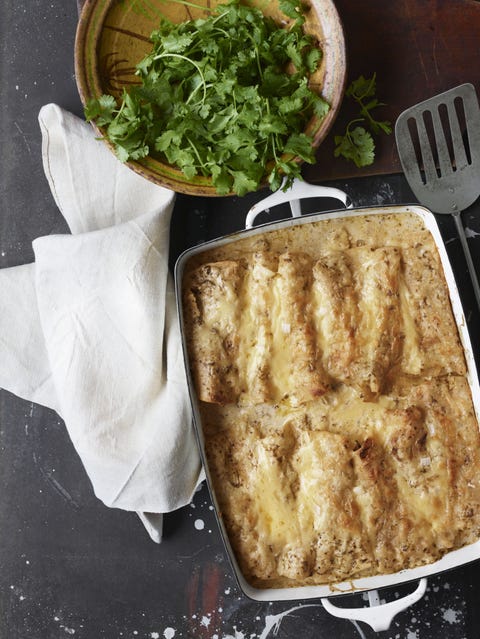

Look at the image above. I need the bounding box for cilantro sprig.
[85,0,329,196]
[334,73,392,168]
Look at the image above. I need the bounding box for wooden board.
[305,0,480,181]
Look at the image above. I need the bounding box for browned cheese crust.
[182,212,480,588]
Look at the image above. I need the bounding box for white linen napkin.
[0,103,204,542]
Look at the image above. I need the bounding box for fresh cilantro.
[346,74,392,136]
[84,94,117,127]
[278,0,306,26]
[334,73,391,168]
[85,0,329,196]
[334,121,375,168]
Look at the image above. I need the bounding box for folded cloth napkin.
[0,103,204,542]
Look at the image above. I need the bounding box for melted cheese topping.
[183,212,480,588]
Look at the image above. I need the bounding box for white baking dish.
[174,179,480,631]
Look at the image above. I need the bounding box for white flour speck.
[223,630,245,639]
[406,631,418,639]
[224,588,231,595]
[194,519,205,530]
[465,227,480,238]
[258,604,321,639]
[201,616,211,627]
[442,608,461,624]
[150,633,160,639]
[163,629,175,639]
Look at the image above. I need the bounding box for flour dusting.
[222,630,245,639]
[442,608,461,624]
[194,519,205,530]
[258,604,321,639]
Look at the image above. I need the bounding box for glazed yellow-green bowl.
[75,0,346,196]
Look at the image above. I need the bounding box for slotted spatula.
[395,83,480,308]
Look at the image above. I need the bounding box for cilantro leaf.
[84,95,117,127]
[284,132,316,163]
[346,74,377,101]
[334,125,375,168]
[278,0,306,26]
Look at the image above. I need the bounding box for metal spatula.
[395,83,480,308]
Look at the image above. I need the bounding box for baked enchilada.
[181,211,480,588]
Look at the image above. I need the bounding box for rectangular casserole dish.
[174,193,480,605]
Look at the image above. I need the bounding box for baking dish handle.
[321,578,427,632]
[245,178,352,229]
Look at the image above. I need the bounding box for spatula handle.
[452,211,480,310]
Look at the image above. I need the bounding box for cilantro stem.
[344,117,365,141]
[158,0,215,12]
[248,38,263,79]
[353,74,376,102]
[154,53,207,105]
[186,136,207,171]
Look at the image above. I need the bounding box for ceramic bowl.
[75,0,347,196]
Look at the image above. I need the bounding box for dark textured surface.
[1,2,480,638]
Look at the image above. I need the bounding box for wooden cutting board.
[305,0,480,182]
[76,0,480,182]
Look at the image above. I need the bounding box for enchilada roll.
[381,404,442,567]
[312,251,358,383]
[400,247,466,377]
[292,429,374,580]
[183,260,244,404]
[403,378,480,550]
[273,251,330,406]
[238,251,278,404]
[351,435,408,573]
[205,425,278,582]
[350,246,403,399]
